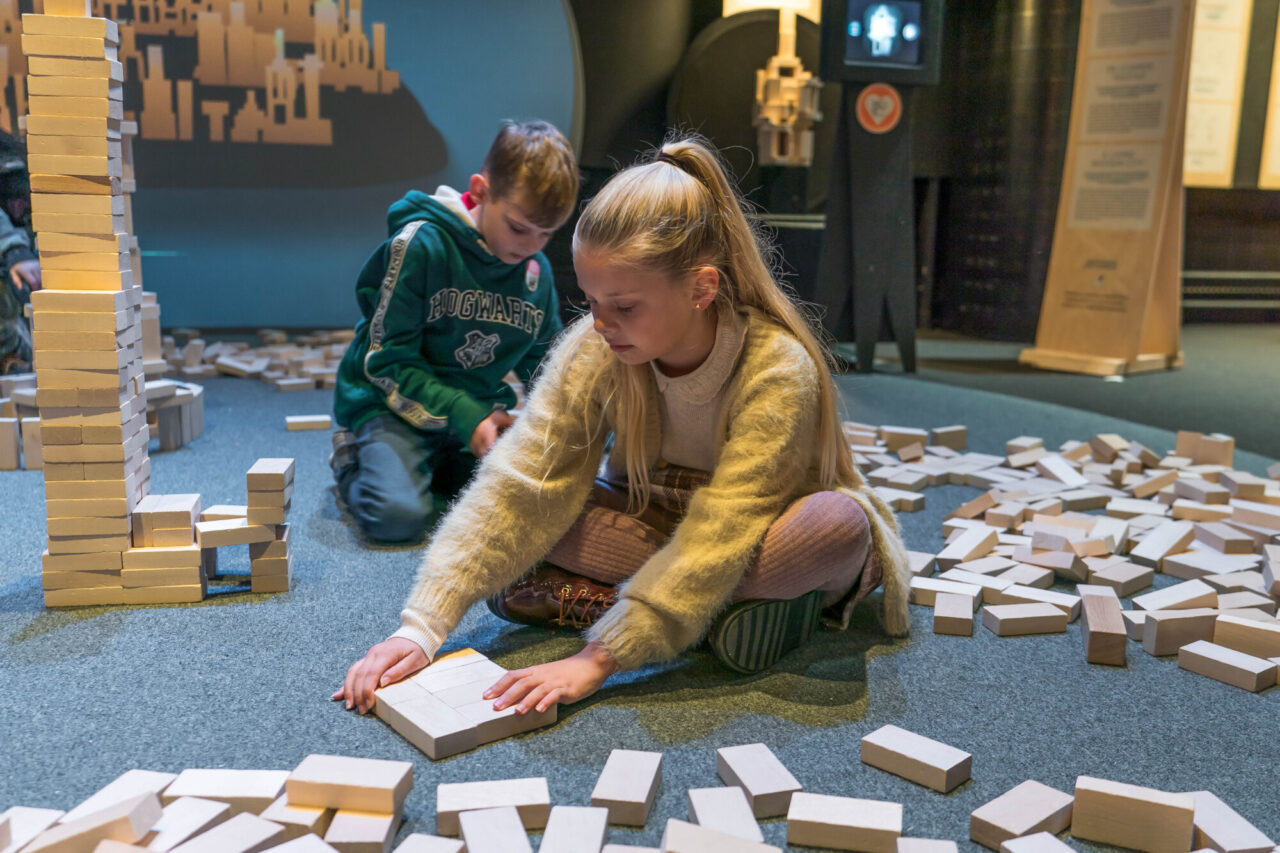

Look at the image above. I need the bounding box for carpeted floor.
[1,374,1277,851]
[848,323,1280,460]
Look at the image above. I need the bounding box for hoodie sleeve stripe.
[362,220,449,430]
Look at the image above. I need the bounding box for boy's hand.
[482,641,619,714]
[469,409,516,457]
[333,637,429,715]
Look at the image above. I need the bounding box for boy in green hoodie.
[333,120,578,542]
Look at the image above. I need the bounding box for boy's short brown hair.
[483,120,578,228]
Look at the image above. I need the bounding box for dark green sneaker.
[708,590,825,674]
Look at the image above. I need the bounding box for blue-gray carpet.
[1,375,1276,851]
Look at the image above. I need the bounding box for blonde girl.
[336,135,910,716]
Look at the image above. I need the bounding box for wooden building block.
[1142,608,1219,656]
[389,837,463,853]
[969,779,1073,851]
[786,793,901,853]
[933,592,974,636]
[936,527,999,572]
[716,743,802,819]
[1229,499,1280,531]
[1186,790,1274,853]
[22,416,43,468]
[860,725,971,793]
[23,794,161,853]
[452,807,529,853]
[590,750,661,826]
[260,836,339,852]
[929,425,967,450]
[1202,570,1266,595]
[1072,776,1194,853]
[1163,552,1261,582]
[1010,546,1087,582]
[162,769,288,817]
[998,833,1074,853]
[660,819,778,852]
[906,551,937,577]
[435,778,550,836]
[1089,561,1154,597]
[59,770,177,824]
[1214,613,1280,658]
[285,755,412,815]
[1129,520,1196,570]
[286,415,331,431]
[1178,641,1277,692]
[195,519,276,548]
[956,556,1019,576]
[537,806,609,853]
[910,577,981,609]
[0,416,18,469]
[1079,585,1126,666]
[1034,455,1088,488]
[0,807,66,853]
[322,809,398,853]
[687,787,761,843]
[946,491,997,521]
[1195,522,1253,554]
[374,694,475,759]
[1216,591,1276,615]
[247,458,295,490]
[143,797,232,852]
[996,585,1080,621]
[997,563,1055,589]
[897,841,958,853]
[1132,579,1217,612]
[1131,468,1177,499]
[982,603,1068,636]
[167,812,286,853]
[201,505,248,521]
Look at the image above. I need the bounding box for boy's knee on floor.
[349,486,431,543]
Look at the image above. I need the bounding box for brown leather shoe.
[486,564,618,630]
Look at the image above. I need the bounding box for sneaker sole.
[709,590,824,674]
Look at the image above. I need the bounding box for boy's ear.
[468,173,489,202]
[693,266,720,308]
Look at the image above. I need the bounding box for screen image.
[844,1,923,67]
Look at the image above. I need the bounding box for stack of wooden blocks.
[247,457,294,593]
[898,426,1280,693]
[21,0,154,607]
[122,492,206,603]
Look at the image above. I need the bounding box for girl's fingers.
[516,683,552,715]
[483,671,519,701]
[536,688,564,714]
[494,676,536,711]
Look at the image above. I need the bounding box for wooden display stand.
[1020,0,1195,377]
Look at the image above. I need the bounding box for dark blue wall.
[134,0,577,329]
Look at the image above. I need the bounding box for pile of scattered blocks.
[0,753,414,853]
[163,328,353,391]
[880,423,1280,693]
[2,724,1275,851]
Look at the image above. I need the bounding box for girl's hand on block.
[484,641,619,714]
[333,637,429,715]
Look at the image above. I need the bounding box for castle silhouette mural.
[0,0,445,187]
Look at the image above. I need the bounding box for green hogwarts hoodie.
[334,186,563,445]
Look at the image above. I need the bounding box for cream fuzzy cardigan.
[393,310,912,670]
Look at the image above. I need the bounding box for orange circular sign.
[855,83,903,134]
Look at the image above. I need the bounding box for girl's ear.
[692,266,720,309]
[468,173,489,202]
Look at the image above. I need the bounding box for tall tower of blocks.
[24,0,294,607]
